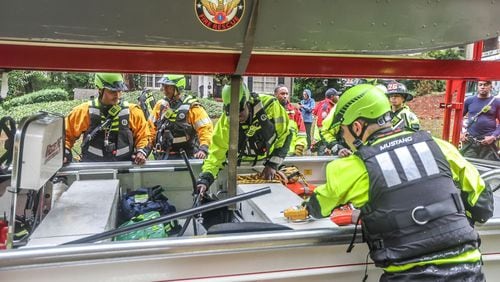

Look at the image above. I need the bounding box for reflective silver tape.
[412,142,439,176]
[375,152,401,187]
[178,104,190,111]
[253,102,263,113]
[269,156,284,165]
[194,117,212,130]
[89,108,100,115]
[88,146,103,157]
[394,146,421,181]
[115,147,130,157]
[173,136,188,143]
[274,116,285,123]
[118,108,130,117]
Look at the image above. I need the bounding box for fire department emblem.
[195,0,245,32]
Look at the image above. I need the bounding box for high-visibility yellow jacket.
[201,93,291,180]
[392,105,420,131]
[306,130,493,272]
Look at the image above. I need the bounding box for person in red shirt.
[274,85,307,156]
[313,88,339,129]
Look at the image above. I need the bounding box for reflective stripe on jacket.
[358,130,478,267]
[201,93,290,178]
[150,95,213,155]
[392,105,420,131]
[306,130,493,272]
[65,99,151,160]
[83,99,133,161]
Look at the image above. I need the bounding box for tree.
[292,78,342,102]
[411,48,465,95]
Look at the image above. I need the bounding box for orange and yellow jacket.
[65,100,151,151]
[149,96,213,150]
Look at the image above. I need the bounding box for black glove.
[196,172,215,195]
[326,142,345,156]
[63,147,72,164]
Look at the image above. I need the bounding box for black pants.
[461,139,500,161]
[381,261,484,282]
[304,122,312,148]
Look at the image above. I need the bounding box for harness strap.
[368,194,464,234]
[369,218,475,251]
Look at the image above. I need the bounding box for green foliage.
[7,71,50,96]
[0,100,82,122]
[2,88,69,110]
[198,97,223,118]
[121,90,222,118]
[425,48,464,60]
[120,90,163,104]
[414,80,435,96]
[49,72,94,96]
[292,78,342,102]
[6,71,94,97]
[412,48,464,95]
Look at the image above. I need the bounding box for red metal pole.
[443,41,483,146]
[442,80,453,141]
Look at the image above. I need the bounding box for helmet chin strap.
[166,88,182,105]
[348,121,368,149]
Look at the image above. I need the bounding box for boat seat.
[27,179,120,247]
[207,222,292,235]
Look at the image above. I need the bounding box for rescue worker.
[311,88,344,156]
[385,81,420,131]
[312,87,338,130]
[274,85,307,156]
[65,73,151,165]
[315,109,352,157]
[304,84,493,281]
[150,74,213,160]
[137,89,156,120]
[196,83,291,193]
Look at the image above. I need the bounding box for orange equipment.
[330,204,361,226]
[283,205,309,221]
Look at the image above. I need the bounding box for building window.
[143,74,163,89]
[251,76,278,94]
[143,74,191,90]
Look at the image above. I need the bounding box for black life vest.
[137,90,156,120]
[357,130,478,267]
[155,95,199,157]
[82,99,134,162]
[238,93,277,163]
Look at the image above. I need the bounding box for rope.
[237,173,285,184]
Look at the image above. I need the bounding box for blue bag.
[121,185,177,221]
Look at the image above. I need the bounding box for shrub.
[2,88,69,110]
[122,90,222,119]
[0,100,82,122]
[0,90,223,123]
[199,98,223,118]
[415,80,435,96]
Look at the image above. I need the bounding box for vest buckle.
[411,206,429,225]
[371,239,384,250]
